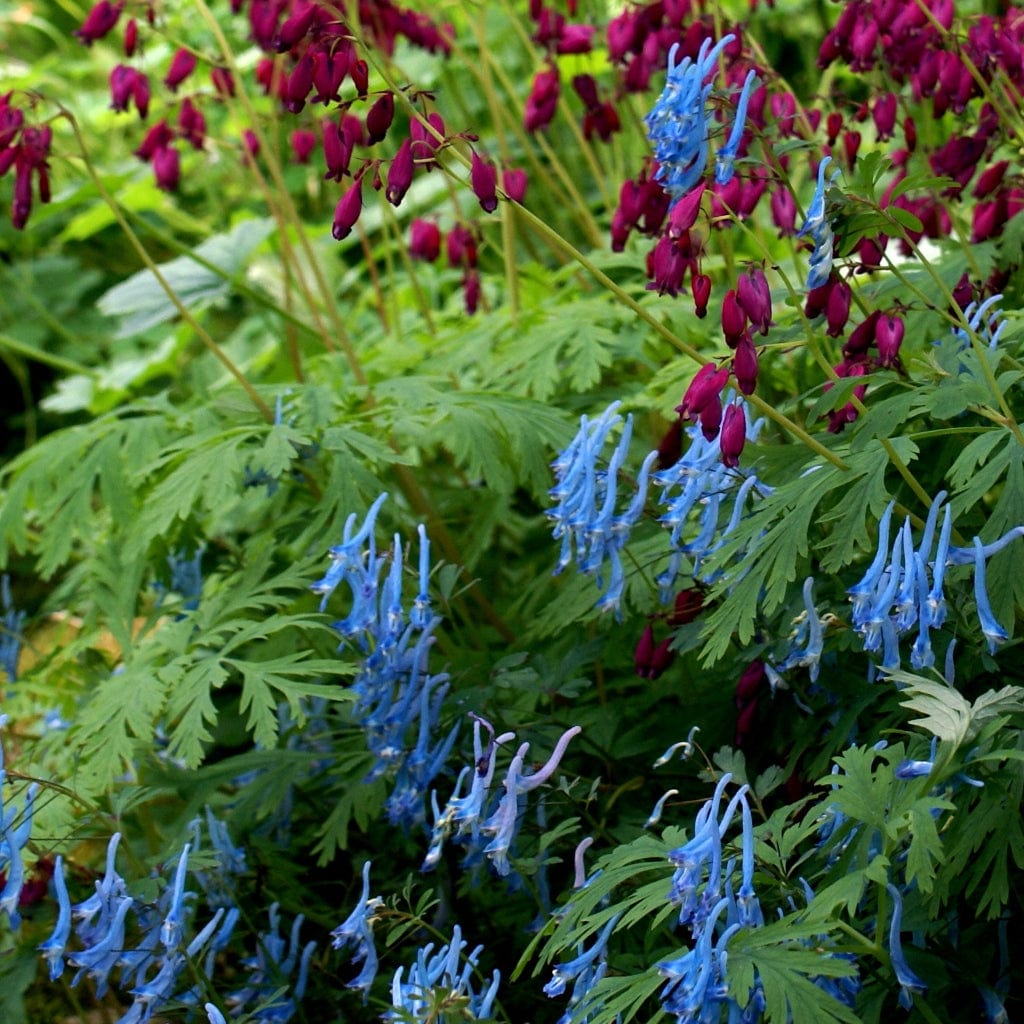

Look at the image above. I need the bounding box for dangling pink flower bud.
[11,161,32,230]
[332,178,362,240]
[409,219,441,261]
[290,129,317,164]
[826,281,852,337]
[75,1,124,45]
[322,118,354,182]
[463,268,481,314]
[875,314,904,368]
[952,273,973,310]
[770,187,797,235]
[447,226,478,269]
[843,130,861,168]
[692,273,712,319]
[386,137,415,206]
[153,144,180,191]
[311,49,347,104]
[410,113,445,167]
[365,92,395,144]
[733,333,759,395]
[721,289,747,346]
[873,93,897,141]
[349,58,369,99]
[667,182,706,237]
[471,151,498,213]
[720,402,747,468]
[211,67,236,98]
[524,66,560,132]
[502,168,528,202]
[805,279,833,319]
[698,396,723,441]
[826,111,843,146]
[273,1,316,52]
[634,624,656,677]
[843,310,880,358]
[285,52,315,113]
[973,160,1008,199]
[242,129,260,160]
[132,71,150,119]
[124,18,138,57]
[178,98,206,149]
[135,119,173,161]
[676,363,729,419]
[164,48,197,92]
[737,268,772,335]
[110,64,137,113]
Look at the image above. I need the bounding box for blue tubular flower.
[160,843,191,951]
[646,36,733,204]
[925,504,953,628]
[647,789,679,828]
[849,501,895,622]
[205,1004,228,1024]
[0,574,25,683]
[715,69,757,186]
[947,526,1024,565]
[386,925,500,1022]
[39,855,72,980]
[332,861,384,995]
[481,726,582,877]
[952,294,1007,351]
[973,537,1009,654]
[0,776,37,929]
[798,157,839,289]
[886,884,927,1009]
[548,404,655,614]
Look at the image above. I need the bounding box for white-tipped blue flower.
[715,69,757,185]
[973,536,1009,654]
[886,884,928,1009]
[798,156,840,289]
[39,855,72,980]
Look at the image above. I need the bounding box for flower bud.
[698,397,723,441]
[211,67,236,98]
[873,93,897,140]
[75,1,123,45]
[153,145,180,191]
[676,363,729,419]
[164,48,197,92]
[875,314,904,368]
[290,129,317,164]
[321,118,354,182]
[332,179,362,240]
[273,2,316,52]
[502,168,528,202]
[737,268,772,335]
[409,219,441,262]
[385,137,414,206]
[667,182,706,237]
[124,18,138,57]
[826,111,843,146]
[721,288,747,345]
[178,98,206,149]
[349,58,369,99]
[447,226,477,268]
[135,119,173,161]
[732,334,759,395]
[770,187,796,235]
[463,268,481,314]
[470,151,498,213]
[524,66,560,132]
[720,403,747,468]
[826,280,852,337]
[365,92,395,144]
[410,113,445,167]
[843,130,861,169]
[311,49,347,104]
[692,273,711,318]
[668,588,704,626]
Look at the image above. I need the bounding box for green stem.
[59,112,274,423]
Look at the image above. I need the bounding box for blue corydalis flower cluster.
[850,491,1019,670]
[424,715,582,877]
[645,36,756,203]
[1,575,24,684]
[1,715,37,929]
[767,577,827,686]
[385,924,501,1022]
[227,903,316,1022]
[798,156,839,290]
[312,494,458,827]
[548,403,658,615]
[657,774,766,1022]
[39,833,244,1024]
[655,402,769,600]
[543,914,620,1024]
[332,861,385,994]
[952,294,1007,351]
